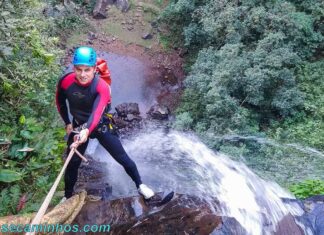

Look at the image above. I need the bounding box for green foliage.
[270,60,324,150]
[289,179,324,199]
[0,185,21,216]
[73,0,96,13]
[0,0,67,216]
[0,169,22,183]
[161,0,323,131]
[173,112,193,131]
[158,0,199,47]
[55,13,87,31]
[161,0,323,187]
[297,61,324,118]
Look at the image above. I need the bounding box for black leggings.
[64,129,142,198]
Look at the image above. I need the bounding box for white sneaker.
[138,184,155,199]
[59,197,67,204]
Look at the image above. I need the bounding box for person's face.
[74,65,96,84]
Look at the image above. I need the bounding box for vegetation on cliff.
[159,0,324,193]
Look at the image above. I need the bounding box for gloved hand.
[96,58,111,85]
[78,128,89,143]
[70,128,89,149]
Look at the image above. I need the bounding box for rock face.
[274,214,305,235]
[64,192,311,235]
[300,195,324,235]
[74,156,112,200]
[67,193,222,235]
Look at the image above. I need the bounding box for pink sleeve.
[86,79,111,133]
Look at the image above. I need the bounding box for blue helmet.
[73,46,97,66]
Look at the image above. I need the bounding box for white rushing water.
[88,129,306,235]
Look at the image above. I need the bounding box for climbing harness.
[97,113,118,135]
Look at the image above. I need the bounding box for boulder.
[142,32,153,40]
[115,0,130,12]
[93,0,109,19]
[126,113,141,122]
[115,103,140,117]
[211,217,247,234]
[147,104,170,120]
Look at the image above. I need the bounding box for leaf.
[43,53,55,65]
[19,115,26,125]
[0,169,22,182]
[20,130,33,139]
[17,147,34,152]
[3,81,13,93]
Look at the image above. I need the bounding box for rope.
[25,147,88,235]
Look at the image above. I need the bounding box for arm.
[55,79,71,126]
[86,79,111,134]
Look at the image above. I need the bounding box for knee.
[120,154,136,169]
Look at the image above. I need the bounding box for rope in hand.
[25,143,87,235]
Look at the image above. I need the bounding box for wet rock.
[115,103,140,117]
[126,114,135,121]
[113,103,143,136]
[142,32,153,40]
[126,113,141,122]
[75,156,112,200]
[93,0,109,19]
[302,196,324,235]
[115,0,130,12]
[147,104,170,120]
[114,117,128,129]
[212,217,247,235]
[69,193,222,235]
[314,206,324,235]
[274,214,305,235]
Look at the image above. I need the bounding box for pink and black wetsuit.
[56,72,110,133]
[56,73,142,198]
